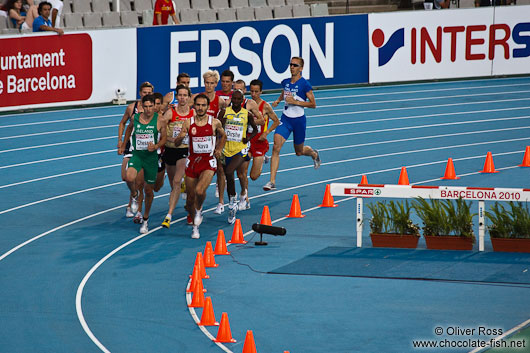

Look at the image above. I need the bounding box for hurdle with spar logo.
[329,183,530,251]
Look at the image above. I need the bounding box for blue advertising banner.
[137,15,368,96]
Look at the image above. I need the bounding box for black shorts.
[162,147,188,166]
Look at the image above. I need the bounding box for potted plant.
[412,197,475,250]
[367,200,420,248]
[485,201,530,253]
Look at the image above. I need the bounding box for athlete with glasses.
[263,56,320,191]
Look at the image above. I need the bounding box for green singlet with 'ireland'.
[128,113,159,184]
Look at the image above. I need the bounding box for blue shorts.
[223,150,250,167]
[275,114,306,145]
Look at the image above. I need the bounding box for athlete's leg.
[185,176,198,219]
[224,154,246,199]
[236,160,249,199]
[269,133,286,185]
[143,183,155,219]
[250,156,265,181]
[195,170,216,211]
[293,143,317,158]
[167,158,186,215]
[154,165,165,192]
[135,170,145,214]
[217,164,225,204]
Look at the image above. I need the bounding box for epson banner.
[137,15,368,95]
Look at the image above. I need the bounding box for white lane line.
[0,164,120,189]
[0,150,115,170]
[0,125,116,140]
[0,136,113,154]
[0,114,120,129]
[468,318,530,353]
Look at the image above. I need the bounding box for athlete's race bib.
[172,125,189,145]
[192,136,214,154]
[136,133,154,150]
[225,123,244,142]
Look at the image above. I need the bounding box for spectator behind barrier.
[424,0,450,9]
[475,0,512,6]
[6,0,38,30]
[153,0,179,25]
[47,0,62,28]
[32,1,63,34]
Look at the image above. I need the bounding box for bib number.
[192,136,214,154]
[226,123,244,142]
[136,133,154,150]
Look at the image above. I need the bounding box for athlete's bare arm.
[271,91,285,108]
[162,92,174,113]
[259,102,280,141]
[243,113,258,144]
[118,103,134,151]
[246,99,264,125]
[150,119,167,151]
[162,109,175,143]
[213,119,226,159]
[173,119,190,147]
[285,89,317,109]
[119,120,134,155]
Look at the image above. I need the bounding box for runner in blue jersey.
[263,56,321,191]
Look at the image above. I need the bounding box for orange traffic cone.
[398,167,409,185]
[203,241,218,268]
[286,194,305,218]
[480,152,499,173]
[319,184,338,207]
[214,230,230,255]
[441,158,460,180]
[187,265,206,293]
[190,270,207,293]
[260,206,272,225]
[519,146,530,167]
[228,219,247,244]
[360,175,368,185]
[188,278,205,308]
[214,313,237,343]
[198,297,219,326]
[192,252,209,279]
[242,330,257,353]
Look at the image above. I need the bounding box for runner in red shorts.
[173,93,226,239]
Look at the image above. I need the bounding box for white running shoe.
[262,181,276,191]
[140,219,149,234]
[126,206,134,218]
[130,192,139,213]
[191,226,200,239]
[194,208,203,226]
[313,149,321,169]
[133,212,143,224]
[228,197,237,224]
[214,203,225,214]
[238,198,248,211]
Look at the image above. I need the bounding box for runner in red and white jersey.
[215,69,234,101]
[173,93,226,239]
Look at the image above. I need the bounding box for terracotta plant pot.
[424,235,474,251]
[370,233,420,249]
[490,238,530,253]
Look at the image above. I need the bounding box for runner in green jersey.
[119,94,167,234]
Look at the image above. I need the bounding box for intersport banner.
[137,15,368,95]
[368,6,530,83]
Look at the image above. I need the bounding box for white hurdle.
[330,183,530,251]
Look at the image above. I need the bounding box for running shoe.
[130,192,139,213]
[313,149,321,169]
[194,208,203,226]
[262,181,276,191]
[214,203,225,214]
[238,197,249,211]
[133,212,143,224]
[161,216,171,228]
[264,155,270,164]
[191,226,200,239]
[125,206,134,218]
[187,214,193,225]
[228,197,237,224]
[140,219,149,234]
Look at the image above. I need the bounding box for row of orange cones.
[187,222,292,352]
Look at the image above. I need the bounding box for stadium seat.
[121,11,139,25]
[285,0,303,5]
[310,3,328,16]
[173,0,191,9]
[1,28,20,34]
[83,12,103,28]
[267,0,284,6]
[134,0,152,11]
[254,6,272,19]
[0,16,8,29]
[119,0,132,11]
[217,8,236,21]
[230,0,248,7]
[179,8,199,23]
[198,9,216,22]
[191,0,210,9]
[292,3,309,16]
[211,0,229,8]
[63,12,84,28]
[102,11,122,26]
[273,5,292,18]
[92,0,111,12]
[236,7,253,20]
[72,0,92,13]
[249,0,267,6]
[62,0,72,13]
[141,9,154,25]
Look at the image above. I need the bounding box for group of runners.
[116,57,321,238]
